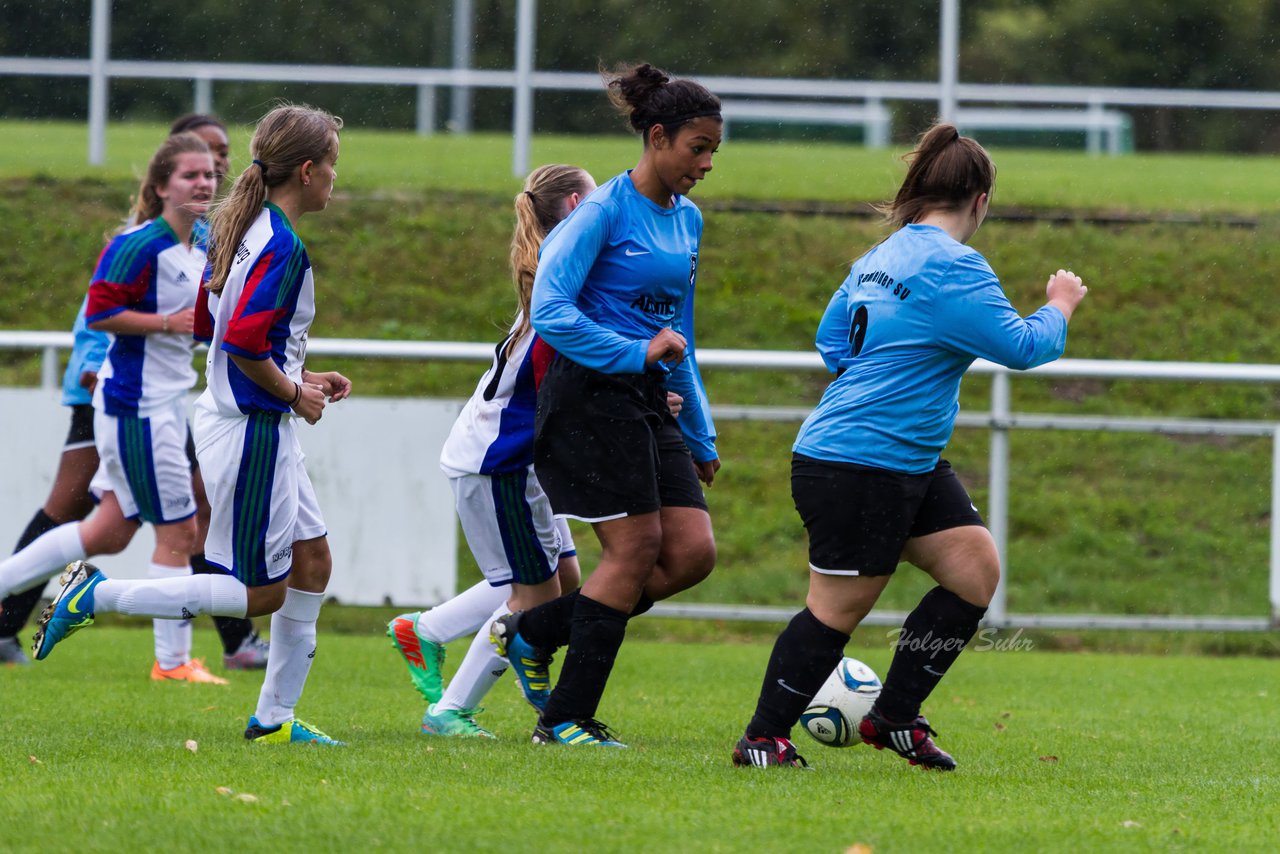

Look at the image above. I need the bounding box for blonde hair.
[205,104,343,294]
[508,164,594,356]
[122,132,210,231]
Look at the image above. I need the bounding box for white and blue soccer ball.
[798,657,882,748]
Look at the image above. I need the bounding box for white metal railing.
[7,52,1280,173]
[1,330,1276,632]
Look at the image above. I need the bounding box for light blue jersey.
[60,297,109,407]
[795,224,1067,474]
[531,171,717,463]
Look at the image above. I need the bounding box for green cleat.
[420,703,495,738]
[386,612,446,704]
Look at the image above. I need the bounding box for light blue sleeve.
[61,296,109,406]
[666,278,717,463]
[936,253,1067,370]
[814,278,854,373]
[530,202,648,374]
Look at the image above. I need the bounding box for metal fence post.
[88,0,110,165]
[416,84,437,136]
[194,77,212,114]
[1271,427,1280,628]
[986,369,1011,627]
[511,0,536,178]
[41,346,59,391]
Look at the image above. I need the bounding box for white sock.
[416,580,507,644]
[94,573,248,618]
[437,602,511,712]
[0,523,85,599]
[254,588,325,728]
[150,563,192,669]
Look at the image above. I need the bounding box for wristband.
[289,381,302,407]
[161,314,170,334]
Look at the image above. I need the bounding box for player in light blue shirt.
[491,63,723,748]
[734,124,1088,771]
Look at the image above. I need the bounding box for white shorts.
[195,407,326,586]
[90,398,195,524]
[452,466,574,587]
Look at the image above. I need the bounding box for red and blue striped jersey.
[198,203,314,416]
[86,218,202,415]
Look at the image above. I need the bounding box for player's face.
[191,125,231,190]
[302,133,340,213]
[653,117,721,197]
[158,151,216,219]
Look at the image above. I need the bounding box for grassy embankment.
[2,121,1279,652]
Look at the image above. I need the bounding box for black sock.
[745,608,849,739]
[518,588,580,650]
[191,552,254,654]
[630,593,655,618]
[0,509,62,638]
[539,594,629,726]
[875,586,987,722]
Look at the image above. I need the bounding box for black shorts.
[534,356,707,521]
[65,404,95,449]
[791,454,985,577]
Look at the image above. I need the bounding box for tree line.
[3,0,1278,151]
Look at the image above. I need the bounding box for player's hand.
[79,370,98,393]
[291,382,327,425]
[162,308,196,335]
[645,328,687,369]
[694,457,720,486]
[304,370,353,402]
[666,391,684,417]
[1046,269,1087,321]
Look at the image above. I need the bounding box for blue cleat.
[244,716,345,746]
[531,717,626,747]
[489,611,552,712]
[31,561,104,661]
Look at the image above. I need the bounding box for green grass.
[2,135,1280,631]
[2,626,1276,852]
[5,119,1280,213]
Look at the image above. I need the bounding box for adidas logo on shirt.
[176,271,191,284]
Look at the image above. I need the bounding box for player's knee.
[246,583,286,617]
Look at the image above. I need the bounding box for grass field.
[2,626,1275,853]
[5,119,1280,214]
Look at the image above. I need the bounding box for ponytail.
[507,164,594,357]
[206,104,342,294]
[880,123,995,229]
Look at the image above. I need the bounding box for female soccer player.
[0,115,268,673]
[34,104,351,746]
[0,132,226,683]
[732,123,1088,770]
[490,63,722,747]
[387,164,596,738]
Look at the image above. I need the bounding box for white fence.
[1,331,1277,632]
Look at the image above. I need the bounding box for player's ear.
[298,159,315,187]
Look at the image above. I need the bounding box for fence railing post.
[987,369,1012,627]
[41,345,59,391]
[1271,427,1280,628]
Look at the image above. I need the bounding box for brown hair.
[205,104,343,294]
[508,164,594,356]
[881,123,996,228]
[123,132,211,229]
[604,62,721,144]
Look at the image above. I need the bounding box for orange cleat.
[150,658,230,685]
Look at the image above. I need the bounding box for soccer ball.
[798,657,882,748]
